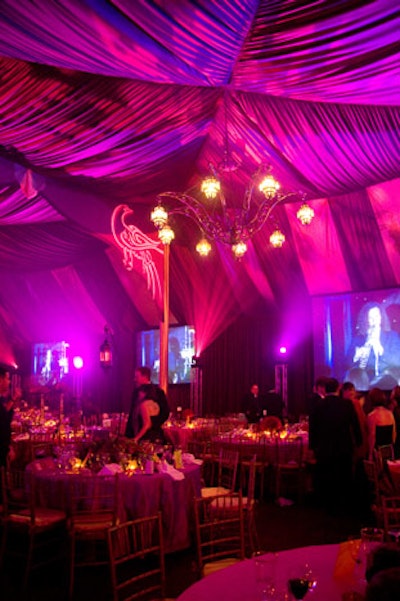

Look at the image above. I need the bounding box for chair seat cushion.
[9,507,66,527]
[203,557,242,577]
[201,486,231,498]
[72,513,116,533]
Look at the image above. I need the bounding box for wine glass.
[287,562,316,600]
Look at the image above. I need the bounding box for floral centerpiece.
[182,408,194,426]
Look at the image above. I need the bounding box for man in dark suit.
[241,384,266,424]
[307,375,329,415]
[309,377,362,514]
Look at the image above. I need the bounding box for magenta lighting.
[279,346,287,354]
[73,356,83,370]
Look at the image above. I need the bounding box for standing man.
[125,366,170,443]
[0,367,14,468]
[241,383,266,424]
[307,375,328,415]
[309,377,362,514]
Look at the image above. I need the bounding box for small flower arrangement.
[182,408,194,425]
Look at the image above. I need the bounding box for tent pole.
[159,243,169,395]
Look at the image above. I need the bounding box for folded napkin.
[182,452,203,466]
[27,457,58,472]
[98,463,124,475]
[160,461,185,480]
[333,540,360,587]
[13,433,30,441]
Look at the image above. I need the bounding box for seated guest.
[366,544,400,583]
[367,388,396,458]
[365,567,400,601]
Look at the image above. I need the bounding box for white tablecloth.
[177,543,364,601]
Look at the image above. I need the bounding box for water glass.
[360,527,384,558]
[254,552,278,599]
[356,527,384,585]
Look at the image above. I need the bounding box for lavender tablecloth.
[29,462,201,552]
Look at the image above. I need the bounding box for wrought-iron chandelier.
[150,95,314,259]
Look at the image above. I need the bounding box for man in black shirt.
[125,366,170,443]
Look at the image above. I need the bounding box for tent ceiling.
[0,1,400,364]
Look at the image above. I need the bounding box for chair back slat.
[107,513,165,601]
[193,492,245,577]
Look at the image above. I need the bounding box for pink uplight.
[73,356,84,370]
[279,346,287,354]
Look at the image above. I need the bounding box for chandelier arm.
[245,192,296,237]
[208,163,227,213]
[243,176,259,213]
[156,192,231,244]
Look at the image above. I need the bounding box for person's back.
[366,567,400,601]
[311,380,361,459]
[367,388,395,456]
[315,398,355,457]
[146,383,170,429]
[309,377,361,513]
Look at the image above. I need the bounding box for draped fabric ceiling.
[0,1,400,402]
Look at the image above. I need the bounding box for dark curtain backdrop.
[197,305,314,416]
[198,300,314,417]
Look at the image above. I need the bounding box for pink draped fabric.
[0,1,398,103]
[368,178,400,284]
[51,265,109,333]
[285,198,351,296]
[170,247,241,354]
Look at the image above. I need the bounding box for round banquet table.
[212,433,309,465]
[29,461,201,553]
[176,543,366,601]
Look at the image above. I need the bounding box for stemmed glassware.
[287,562,316,600]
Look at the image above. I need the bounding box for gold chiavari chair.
[107,513,167,601]
[193,492,245,578]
